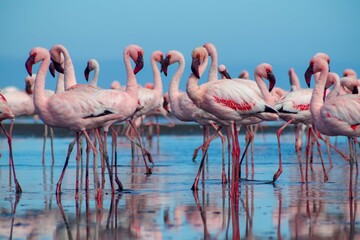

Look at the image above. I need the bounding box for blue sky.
[1,0,359,92]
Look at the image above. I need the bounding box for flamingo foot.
[324,174,329,182]
[145,168,152,175]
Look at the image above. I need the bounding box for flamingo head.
[353,86,359,94]
[305,60,314,87]
[84,59,99,81]
[255,63,276,92]
[25,47,50,76]
[218,64,231,79]
[343,69,357,78]
[305,56,330,87]
[152,50,164,64]
[25,74,35,94]
[239,70,249,79]
[161,54,171,76]
[133,51,144,75]
[84,61,91,81]
[25,52,37,76]
[48,62,56,77]
[191,47,207,79]
[203,42,216,57]
[163,92,171,113]
[49,45,65,74]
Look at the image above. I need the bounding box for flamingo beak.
[84,64,90,81]
[304,65,313,88]
[221,69,232,79]
[161,56,170,77]
[191,57,201,79]
[25,54,35,76]
[25,81,33,94]
[51,58,64,74]
[49,62,56,78]
[267,71,276,92]
[352,86,359,94]
[133,52,144,75]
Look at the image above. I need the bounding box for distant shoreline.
[0,120,295,138]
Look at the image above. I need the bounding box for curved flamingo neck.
[56,73,65,93]
[206,45,218,82]
[151,55,163,96]
[123,49,138,99]
[90,61,99,86]
[325,73,340,99]
[310,66,328,126]
[168,54,185,108]
[255,73,277,106]
[289,68,300,90]
[54,46,77,90]
[34,49,50,113]
[186,54,209,106]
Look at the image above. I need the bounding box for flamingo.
[2,74,56,164]
[84,58,100,87]
[305,56,360,199]
[201,43,280,180]
[187,46,278,192]
[25,45,143,194]
[122,50,165,172]
[161,49,230,189]
[217,63,274,178]
[0,93,21,193]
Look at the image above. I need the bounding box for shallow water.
[0,129,359,239]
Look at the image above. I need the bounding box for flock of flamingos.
[0,42,359,200]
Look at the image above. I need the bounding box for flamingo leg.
[110,126,123,191]
[239,126,255,179]
[56,137,77,195]
[349,137,355,199]
[191,126,223,190]
[50,127,55,165]
[128,119,153,174]
[305,126,311,182]
[274,118,295,182]
[101,130,116,194]
[1,123,22,194]
[226,126,232,184]
[42,125,48,165]
[309,127,328,182]
[317,132,349,162]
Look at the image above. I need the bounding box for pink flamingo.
[122,51,165,170]
[3,75,56,164]
[25,45,143,194]
[187,47,278,192]
[84,58,100,87]
[161,49,229,189]
[305,56,360,199]
[202,43,279,180]
[0,93,21,193]
[217,63,276,178]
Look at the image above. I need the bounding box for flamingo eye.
[31,53,37,57]
[266,69,271,73]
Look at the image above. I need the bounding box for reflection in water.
[0,135,360,239]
